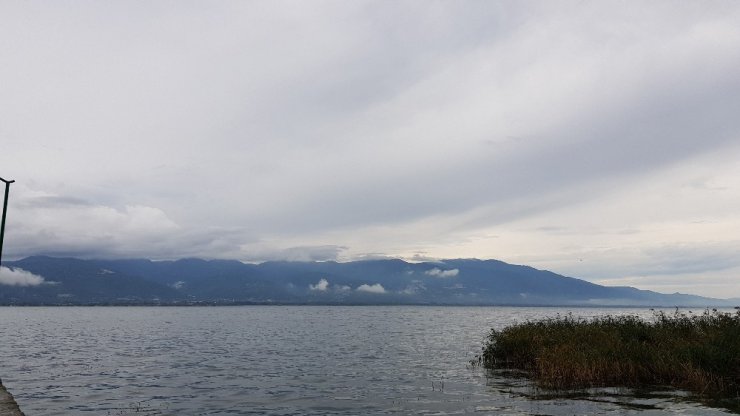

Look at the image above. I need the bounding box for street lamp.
[0,177,14,268]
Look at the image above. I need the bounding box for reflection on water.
[483,368,739,416]
[0,306,735,415]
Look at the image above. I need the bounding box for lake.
[0,306,735,415]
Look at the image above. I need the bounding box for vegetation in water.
[474,308,740,401]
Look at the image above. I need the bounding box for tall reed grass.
[474,308,740,399]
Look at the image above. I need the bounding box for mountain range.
[1,256,736,307]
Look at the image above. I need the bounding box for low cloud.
[334,284,351,292]
[240,245,348,262]
[400,280,426,295]
[0,267,45,286]
[309,278,330,291]
[309,279,353,293]
[277,245,348,262]
[356,283,386,294]
[425,268,459,278]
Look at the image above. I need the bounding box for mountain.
[1,256,735,307]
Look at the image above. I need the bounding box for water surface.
[0,306,735,415]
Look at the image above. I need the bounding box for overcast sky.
[2,1,739,298]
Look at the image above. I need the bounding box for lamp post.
[0,177,14,268]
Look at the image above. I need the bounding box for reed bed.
[475,308,740,398]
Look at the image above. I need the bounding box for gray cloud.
[609,241,740,279]
[239,245,348,263]
[18,196,94,209]
[1,2,740,296]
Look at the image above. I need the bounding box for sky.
[1,1,740,298]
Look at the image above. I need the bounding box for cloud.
[247,246,347,262]
[2,2,740,296]
[400,280,426,295]
[4,186,189,259]
[5,186,257,261]
[356,283,386,294]
[309,278,329,291]
[309,278,353,293]
[0,267,45,286]
[425,268,459,278]
[409,253,443,263]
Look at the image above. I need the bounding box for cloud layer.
[1,2,740,297]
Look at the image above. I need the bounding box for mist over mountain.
[1,256,735,307]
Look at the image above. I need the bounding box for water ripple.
[0,306,734,415]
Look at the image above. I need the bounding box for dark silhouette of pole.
[0,177,14,268]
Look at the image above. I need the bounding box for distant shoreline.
[0,302,736,308]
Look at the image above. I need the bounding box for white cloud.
[356,283,386,294]
[425,268,459,278]
[0,267,45,286]
[309,278,329,291]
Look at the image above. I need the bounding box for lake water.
[0,306,736,415]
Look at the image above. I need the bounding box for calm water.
[0,306,735,415]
